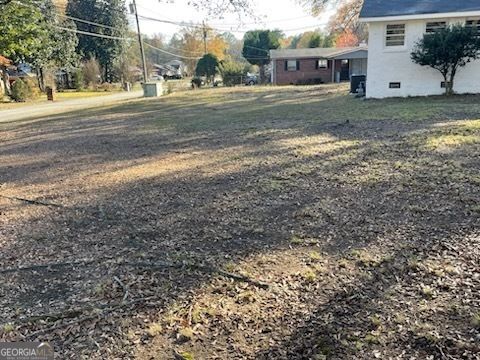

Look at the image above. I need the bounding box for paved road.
[0,90,143,123]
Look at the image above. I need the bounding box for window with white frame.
[386,24,406,47]
[426,21,447,33]
[466,19,480,35]
[286,60,298,71]
[317,59,328,69]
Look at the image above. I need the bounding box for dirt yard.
[0,84,479,359]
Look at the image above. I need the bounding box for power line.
[144,42,202,60]
[243,44,270,54]
[54,26,133,41]
[165,44,205,55]
[136,14,248,33]
[59,13,120,31]
[59,13,202,57]
[137,14,328,34]
[210,15,315,27]
[138,15,212,30]
[16,0,128,33]
[136,3,314,28]
[54,25,271,61]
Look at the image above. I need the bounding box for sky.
[128,0,334,40]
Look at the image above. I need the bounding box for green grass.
[55,91,114,99]
[109,84,480,137]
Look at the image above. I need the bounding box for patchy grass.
[0,84,478,359]
[55,91,114,99]
[0,90,115,109]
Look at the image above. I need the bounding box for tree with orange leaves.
[172,26,229,75]
[328,0,366,45]
[299,0,367,45]
[335,29,359,47]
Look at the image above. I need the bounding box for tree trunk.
[37,68,46,93]
[1,66,10,96]
[447,80,454,96]
[447,71,456,97]
[442,74,452,96]
[259,64,265,84]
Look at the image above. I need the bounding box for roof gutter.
[360,10,480,23]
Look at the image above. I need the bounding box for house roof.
[270,47,367,60]
[360,0,480,19]
[0,55,12,66]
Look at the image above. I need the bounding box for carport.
[329,48,368,83]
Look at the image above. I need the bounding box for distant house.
[153,60,188,79]
[166,60,188,78]
[359,0,480,98]
[270,47,368,86]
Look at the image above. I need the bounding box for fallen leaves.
[0,86,479,359]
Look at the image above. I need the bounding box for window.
[317,59,328,69]
[466,19,480,35]
[426,21,447,33]
[441,81,452,88]
[286,60,298,71]
[389,82,401,89]
[386,24,406,47]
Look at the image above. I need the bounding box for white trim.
[360,10,480,23]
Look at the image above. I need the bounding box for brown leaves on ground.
[0,85,479,359]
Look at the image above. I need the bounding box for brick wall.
[274,59,333,85]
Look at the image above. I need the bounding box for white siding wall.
[366,18,480,98]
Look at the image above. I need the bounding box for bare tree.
[297,0,339,16]
[159,0,254,18]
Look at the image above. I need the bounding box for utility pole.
[130,0,148,84]
[202,20,208,55]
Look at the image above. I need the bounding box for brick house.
[270,47,368,86]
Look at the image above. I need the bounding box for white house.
[359,0,480,98]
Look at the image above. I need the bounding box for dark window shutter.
[315,60,319,70]
[296,60,300,71]
[285,61,288,71]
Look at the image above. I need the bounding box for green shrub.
[191,77,203,88]
[24,78,41,98]
[73,70,84,91]
[195,53,219,82]
[219,61,245,87]
[11,79,32,102]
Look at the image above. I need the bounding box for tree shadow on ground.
[0,86,479,358]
